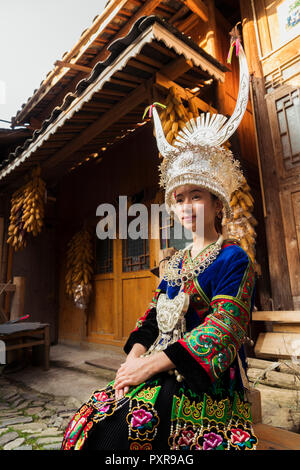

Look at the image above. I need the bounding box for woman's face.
[172,184,222,234]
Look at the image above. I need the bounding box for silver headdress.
[150,31,249,220]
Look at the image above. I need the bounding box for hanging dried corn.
[65,228,94,309]
[7,166,46,251]
[223,176,261,275]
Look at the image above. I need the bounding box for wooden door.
[266,85,300,309]
[87,226,159,346]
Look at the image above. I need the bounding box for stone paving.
[0,375,82,450]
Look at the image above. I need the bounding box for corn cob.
[65,228,94,308]
[224,176,261,275]
[7,167,46,251]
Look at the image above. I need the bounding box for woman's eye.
[192,195,201,200]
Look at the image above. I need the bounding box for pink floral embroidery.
[178,429,195,447]
[203,432,223,450]
[99,404,110,413]
[131,409,153,428]
[94,391,108,402]
[230,428,251,444]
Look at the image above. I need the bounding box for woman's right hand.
[114,343,146,400]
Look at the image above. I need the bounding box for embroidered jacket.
[124,240,256,393]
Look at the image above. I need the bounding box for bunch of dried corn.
[7,167,46,251]
[224,176,261,275]
[65,228,94,307]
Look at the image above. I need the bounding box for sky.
[0,0,108,129]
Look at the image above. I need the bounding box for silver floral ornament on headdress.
[147,27,249,220]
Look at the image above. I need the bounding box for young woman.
[61,183,258,451]
[61,37,258,451]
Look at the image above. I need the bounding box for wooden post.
[239,0,294,311]
[44,324,50,371]
[4,245,13,316]
[10,276,26,321]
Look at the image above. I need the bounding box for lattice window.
[276,89,300,170]
[95,238,113,274]
[122,238,149,272]
[159,212,192,251]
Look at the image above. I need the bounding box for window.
[122,238,150,272]
[95,238,113,274]
[276,88,300,170]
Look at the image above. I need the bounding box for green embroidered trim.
[134,385,161,405]
[193,276,210,306]
[171,394,204,425]
[125,379,161,401]
[237,259,255,304]
[211,294,250,316]
[212,314,245,346]
[170,391,252,427]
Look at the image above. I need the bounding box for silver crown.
[151,43,249,219]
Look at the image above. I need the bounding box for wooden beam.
[54,60,93,74]
[254,332,300,360]
[253,311,300,323]
[182,0,208,22]
[156,71,217,114]
[42,81,148,171]
[159,57,193,80]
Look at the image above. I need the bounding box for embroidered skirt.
[61,370,258,451]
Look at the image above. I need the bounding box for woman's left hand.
[114,356,153,391]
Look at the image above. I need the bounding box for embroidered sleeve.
[123,279,167,355]
[163,248,256,392]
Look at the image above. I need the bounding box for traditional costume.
[61,28,258,451]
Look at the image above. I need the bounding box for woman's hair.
[210,193,222,234]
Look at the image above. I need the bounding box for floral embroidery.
[202,432,224,450]
[178,428,195,448]
[226,426,258,450]
[90,388,118,420]
[127,402,160,441]
[131,409,153,429]
[61,404,94,450]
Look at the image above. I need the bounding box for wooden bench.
[0,322,50,370]
[253,310,300,359]
[254,423,300,450]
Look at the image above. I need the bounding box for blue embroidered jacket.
[124,240,256,393]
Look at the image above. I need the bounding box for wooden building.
[0,0,298,357]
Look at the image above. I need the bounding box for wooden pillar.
[239,0,293,310]
[205,0,218,60]
[10,276,26,321]
[4,245,13,316]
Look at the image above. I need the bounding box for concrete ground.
[2,342,126,403]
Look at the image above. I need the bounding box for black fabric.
[82,401,131,451]
[123,308,159,355]
[163,341,212,394]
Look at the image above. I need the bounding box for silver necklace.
[163,234,224,286]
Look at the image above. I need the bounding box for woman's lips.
[182,216,195,222]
